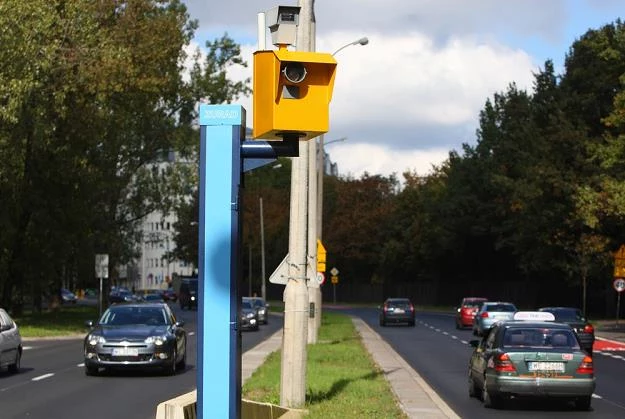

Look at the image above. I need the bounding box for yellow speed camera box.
[253,48,336,141]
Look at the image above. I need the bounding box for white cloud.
[328,143,450,180]
[222,30,536,178]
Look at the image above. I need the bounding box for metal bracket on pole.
[241,139,299,172]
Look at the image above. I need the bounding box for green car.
[468,311,595,410]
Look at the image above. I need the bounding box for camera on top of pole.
[253,5,337,142]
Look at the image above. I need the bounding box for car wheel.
[379,318,385,327]
[164,348,177,376]
[176,344,187,370]
[8,350,21,374]
[574,396,591,411]
[85,365,99,376]
[482,379,502,408]
[468,372,478,398]
[409,320,415,327]
[456,320,461,330]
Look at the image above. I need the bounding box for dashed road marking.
[32,373,54,381]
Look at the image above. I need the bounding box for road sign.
[316,272,325,285]
[317,240,326,273]
[614,278,625,293]
[615,245,625,277]
[95,254,109,279]
[331,275,338,284]
[330,267,339,276]
[269,255,289,285]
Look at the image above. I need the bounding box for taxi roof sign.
[513,311,555,322]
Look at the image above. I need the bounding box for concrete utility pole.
[280,0,313,406]
[301,0,321,344]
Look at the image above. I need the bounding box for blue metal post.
[198,104,244,419]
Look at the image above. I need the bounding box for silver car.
[0,308,22,373]
[473,302,517,336]
[84,303,186,376]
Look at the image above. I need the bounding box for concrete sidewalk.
[242,318,459,419]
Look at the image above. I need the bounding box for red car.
[455,297,488,329]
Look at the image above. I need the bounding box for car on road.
[379,298,416,327]
[240,299,259,331]
[0,308,22,374]
[468,311,596,410]
[109,289,140,304]
[538,307,595,356]
[473,301,517,336]
[178,278,198,310]
[61,288,78,304]
[141,292,165,303]
[245,297,269,325]
[83,302,187,376]
[455,297,488,329]
[161,288,177,302]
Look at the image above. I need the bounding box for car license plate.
[528,362,565,372]
[112,347,139,356]
[394,309,405,314]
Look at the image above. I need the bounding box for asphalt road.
[333,307,625,418]
[0,304,283,419]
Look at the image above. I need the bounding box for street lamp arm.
[323,136,347,147]
[332,37,369,56]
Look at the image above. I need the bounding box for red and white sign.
[614,278,625,292]
[316,272,325,285]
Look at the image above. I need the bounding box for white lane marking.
[442,331,449,335]
[32,373,54,381]
[77,363,85,367]
[460,340,468,344]
[188,332,195,336]
[592,394,603,399]
[23,346,33,351]
[451,335,458,340]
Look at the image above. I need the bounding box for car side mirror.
[175,321,185,328]
[469,339,480,348]
[85,320,94,328]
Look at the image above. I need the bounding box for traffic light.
[317,240,326,273]
[253,48,337,141]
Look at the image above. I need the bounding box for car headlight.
[246,312,255,319]
[191,296,196,301]
[145,335,167,346]
[258,309,266,314]
[88,335,106,346]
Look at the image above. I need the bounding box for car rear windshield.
[462,300,485,308]
[485,303,516,312]
[503,328,580,349]
[387,299,411,308]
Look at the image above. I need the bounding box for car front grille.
[99,354,153,362]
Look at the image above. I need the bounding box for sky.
[182,0,623,180]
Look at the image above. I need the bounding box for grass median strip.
[243,312,408,418]
[15,305,98,337]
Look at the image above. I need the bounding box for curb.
[350,316,460,419]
